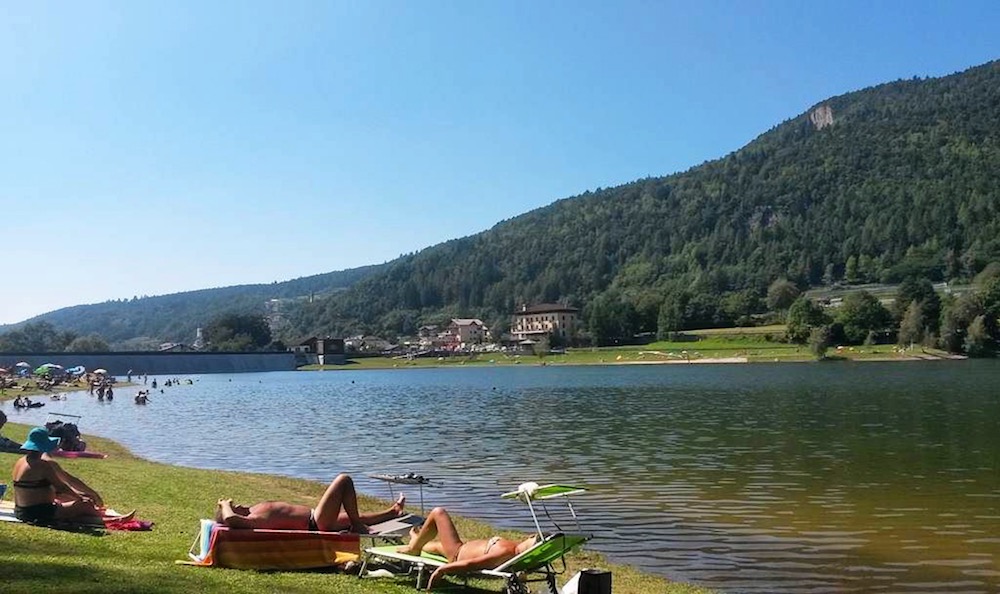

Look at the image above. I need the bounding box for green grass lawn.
[302,324,947,371]
[0,423,712,594]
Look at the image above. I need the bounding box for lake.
[7,361,1000,593]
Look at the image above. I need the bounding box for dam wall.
[0,352,296,375]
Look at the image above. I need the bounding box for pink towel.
[104,517,154,531]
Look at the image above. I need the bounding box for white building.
[510,304,580,342]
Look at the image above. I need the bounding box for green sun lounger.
[362,481,592,593]
[362,532,590,592]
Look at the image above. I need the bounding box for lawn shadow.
[17,520,107,536]
[2,558,108,585]
[3,558,227,594]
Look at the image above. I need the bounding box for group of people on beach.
[1,369,87,394]
[5,415,530,589]
[214,474,536,589]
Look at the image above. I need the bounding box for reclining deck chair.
[361,482,592,593]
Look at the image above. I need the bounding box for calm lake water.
[7,361,1000,593]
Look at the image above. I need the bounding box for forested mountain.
[284,60,1000,340]
[6,60,1000,349]
[4,265,383,348]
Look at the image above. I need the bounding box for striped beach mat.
[178,520,360,570]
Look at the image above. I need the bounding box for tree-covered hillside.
[5,265,383,348]
[5,60,1000,351]
[285,60,1000,340]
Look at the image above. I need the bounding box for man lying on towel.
[398,507,539,590]
[216,473,405,533]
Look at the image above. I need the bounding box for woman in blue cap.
[10,426,121,524]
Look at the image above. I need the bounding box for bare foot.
[392,493,406,516]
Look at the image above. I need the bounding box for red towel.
[104,517,154,531]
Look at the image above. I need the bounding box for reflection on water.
[8,361,1000,593]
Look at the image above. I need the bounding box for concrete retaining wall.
[0,352,296,375]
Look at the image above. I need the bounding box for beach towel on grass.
[104,517,153,531]
[179,521,360,570]
[1,500,149,531]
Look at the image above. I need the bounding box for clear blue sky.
[2,1,998,325]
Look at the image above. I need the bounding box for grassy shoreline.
[1,378,101,401]
[0,422,712,594]
[302,330,964,371]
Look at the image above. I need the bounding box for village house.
[344,335,393,353]
[445,318,488,346]
[510,304,580,344]
[293,337,345,365]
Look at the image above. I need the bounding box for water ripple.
[5,361,1000,593]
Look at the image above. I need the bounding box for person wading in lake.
[215,473,405,533]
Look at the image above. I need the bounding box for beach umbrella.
[0,368,8,374]
[15,362,30,368]
[93,368,108,374]
[41,363,63,369]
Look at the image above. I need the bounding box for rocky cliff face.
[810,104,834,130]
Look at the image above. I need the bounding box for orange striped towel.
[179,521,360,570]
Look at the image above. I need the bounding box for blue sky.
[1,1,998,325]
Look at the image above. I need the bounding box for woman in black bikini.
[11,427,122,524]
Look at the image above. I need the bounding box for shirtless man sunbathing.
[398,506,538,590]
[215,473,404,533]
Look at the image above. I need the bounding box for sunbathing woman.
[11,427,132,524]
[216,473,405,533]
[398,507,538,590]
